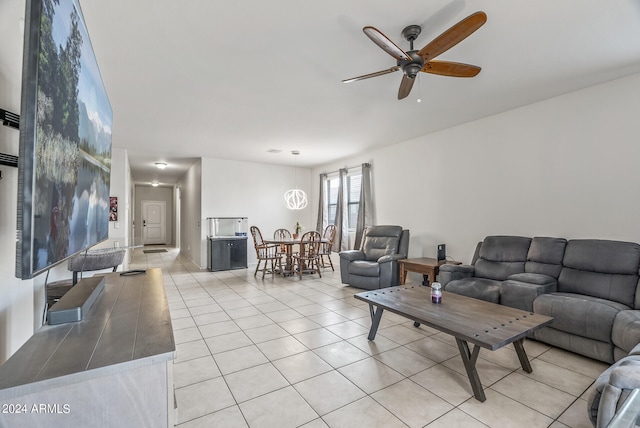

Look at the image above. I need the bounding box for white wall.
[0,0,34,363]
[312,72,640,272]
[0,123,34,365]
[109,148,130,268]
[200,157,313,268]
[178,160,203,266]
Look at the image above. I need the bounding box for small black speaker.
[437,244,446,261]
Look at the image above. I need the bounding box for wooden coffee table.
[398,257,461,286]
[354,285,553,402]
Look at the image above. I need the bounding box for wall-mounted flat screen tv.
[16,0,112,279]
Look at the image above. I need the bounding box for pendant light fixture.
[284,151,307,210]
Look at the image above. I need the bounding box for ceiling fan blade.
[418,11,487,61]
[398,75,415,100]
[363,26,411,61]
[422,60,481,77]
[342,66,400,83]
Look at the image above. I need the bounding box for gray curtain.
[334,168,348,251]
[354,163,372,249]
[316,173,327,233]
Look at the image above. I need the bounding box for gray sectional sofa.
[439,235,640,364]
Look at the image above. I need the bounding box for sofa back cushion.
[361,225,403,261]
[525,237,567,278]
[474,236,531,281]
[559,239,640,307]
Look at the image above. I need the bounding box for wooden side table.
[398,257,462,286]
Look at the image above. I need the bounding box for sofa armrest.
[611,362,640,389]
[613,311,640,355]
[500,273,557,312]
[594,360,640,428]
[376,254,405,287]
[438,264,474,287]
[339,250,366,262]
[506,272,556,286]
[377,254,405,264]
[629,343,640,357]
[339,250,366,284]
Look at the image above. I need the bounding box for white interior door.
[142,200,166,245]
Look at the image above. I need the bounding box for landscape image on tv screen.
[16,0,112,279]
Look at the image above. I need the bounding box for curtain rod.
[323,162,371,176]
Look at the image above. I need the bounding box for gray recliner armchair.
[588,343,640,427]
[339,225,410,290]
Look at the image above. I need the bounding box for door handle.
[143,219,146,227]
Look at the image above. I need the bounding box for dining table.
[264,237,328,276]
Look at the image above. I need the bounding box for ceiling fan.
[343,11,487,100]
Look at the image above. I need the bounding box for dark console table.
[207,236,248,271]
[0,268,175,427]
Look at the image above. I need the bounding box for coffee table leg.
[367,304,384,341]
[455,338,486,402]
[513,338,533,373]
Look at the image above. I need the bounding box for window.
[327,178,338,226]
[327,173,361,230]
[347,174,361,228]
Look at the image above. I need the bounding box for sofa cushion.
[349,260,380,277]
[473,236,531,280]
[360,226,403,261]
[534,292,629,343]
[559,240,640,307]
[563,239,640,274]
[525,237,567,278]
[444,278,501,303]
[559,268,638,308]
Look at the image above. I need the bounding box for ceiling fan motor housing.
[398,51,425,79]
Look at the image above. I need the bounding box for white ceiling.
[78,0,640,185]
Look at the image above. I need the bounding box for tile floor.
[130,247,608,428]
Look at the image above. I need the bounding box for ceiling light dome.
[155,162,167,169]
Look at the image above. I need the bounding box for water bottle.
[431,282,442,304]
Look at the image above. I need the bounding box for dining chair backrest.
[250,226,265,248]
[318,225,336,270]
[274,228,292,240]
[300,231,322,257]
[323,224,337,244]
